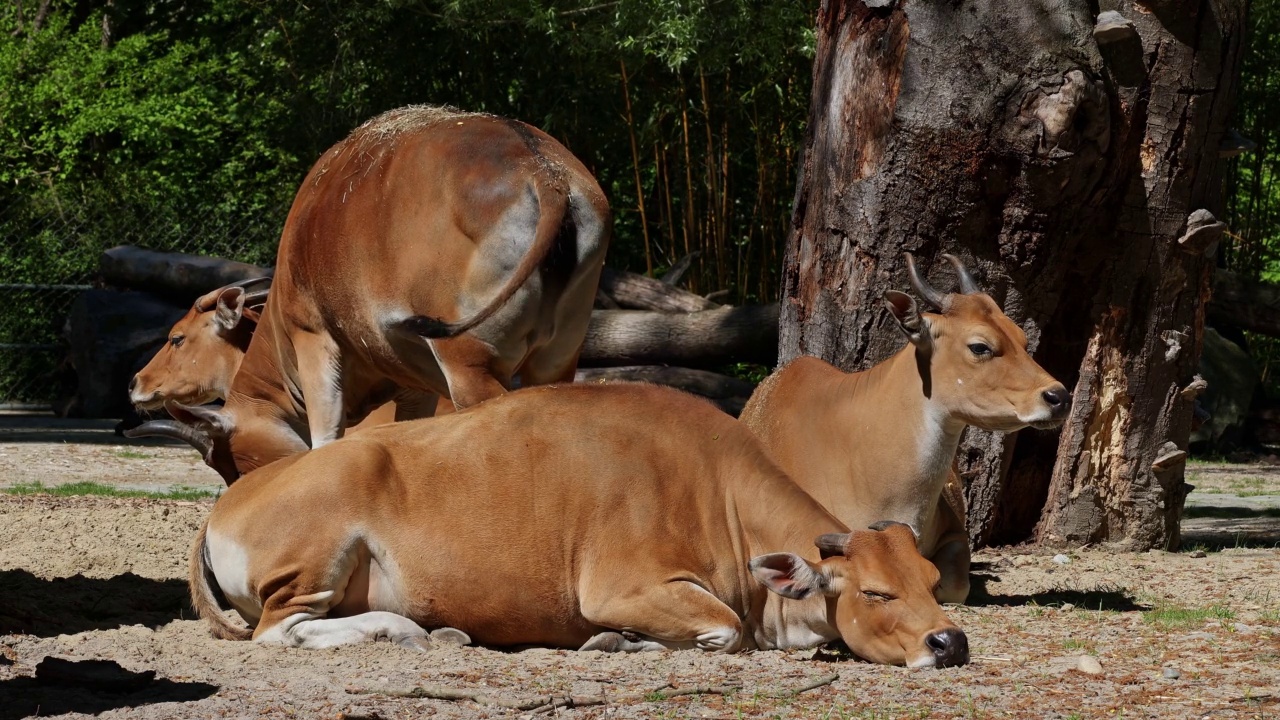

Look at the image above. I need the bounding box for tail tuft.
[394,315,459,340]
[189,520,253,641]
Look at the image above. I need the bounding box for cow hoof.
[430,627,472,646]
[395,635,434,652]
[579,632,628,652]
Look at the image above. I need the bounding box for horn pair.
[904,253,982,310]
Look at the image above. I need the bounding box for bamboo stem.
[620,59,653,276]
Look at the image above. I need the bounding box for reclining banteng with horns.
[191,382,968,668]
[739,253,1070,603]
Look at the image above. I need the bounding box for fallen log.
[63,289,187,418]
[99,245,272,303]
[580,305,779,368]
[598,267,719,313]
[574,366,754,416]
[575,366,754,399]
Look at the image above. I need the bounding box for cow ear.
[884,291,931,349]
[750,553,835,600]
[214,287,247,334]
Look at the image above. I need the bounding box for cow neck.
[729,470,844,651]
[225,307,307,431]
[829,345,966,534]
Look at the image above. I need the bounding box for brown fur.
[740,288,1067,604]
[199,383,964,665]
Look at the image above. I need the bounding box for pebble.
[1185,631,1214,641]
[1076,655,1103,675]
[1233,623,1255,635]
[1053,554,1071,565]
[1060,603,1076,611]
[1163,667,1181,679]
[1189,550,1206,558]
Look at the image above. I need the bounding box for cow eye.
[967,342,992,357]
[862,590,893,602]
[170,335,185,348]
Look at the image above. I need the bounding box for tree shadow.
[0,673,217,720]
[0,570,189,637]
[965,572,1148,611]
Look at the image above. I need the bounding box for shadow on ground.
[0,674,218,720]
[966,572,1148,611]
[0,570,190,637]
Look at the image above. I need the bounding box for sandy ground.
[1,416,1278,718]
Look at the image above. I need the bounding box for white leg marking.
[695,626,742,653]
[256,611,430,650]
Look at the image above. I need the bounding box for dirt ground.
[1,417,1279,719]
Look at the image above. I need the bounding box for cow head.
[129,278,270,411]
[751,522,968,668]
[124,399,306,485]
[883,253,1069,432]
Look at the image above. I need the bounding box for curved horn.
[814,533,852,558]
[942,254,982,295]
[242,286,271,308]
[229,275,272,290]
[904,253,946,311]
[124,419,213,457]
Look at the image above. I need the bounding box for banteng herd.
[124,104,1069,669]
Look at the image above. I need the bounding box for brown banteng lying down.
[739,254,1069,604]
[191,383,968,667]
[131,105,609,483]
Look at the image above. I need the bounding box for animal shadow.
[966,569,1147,612]
[0,569,190,637]
[0,658,217,720]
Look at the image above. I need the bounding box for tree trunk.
[779,0,1245,550]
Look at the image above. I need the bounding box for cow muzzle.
[925,627,969,668]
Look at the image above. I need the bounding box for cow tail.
[189,519,253,641]
[395,176,569,340]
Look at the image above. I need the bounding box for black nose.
[926,628,969,667]
[128,375,138,394]
[1042,387,1070,413]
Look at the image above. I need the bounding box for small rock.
[1076,655,1103,675]
[1060,603,1076,611]
[1189,550,1206,558]
[1185,631,1214,641]
[1233,623,1255,635]
[1163,667,1181,679]
[1053,554,1071,565]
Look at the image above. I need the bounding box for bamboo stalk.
[620,59,653,276]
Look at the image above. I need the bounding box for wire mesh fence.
[0,193,286,409]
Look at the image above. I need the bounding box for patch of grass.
[1062,637,1094,652]
[1143,604,1236,628]
[110,449,154,460]
[3,481,216,501]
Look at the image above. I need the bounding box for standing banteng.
[739,254,1069,603]
[130,105,610,482]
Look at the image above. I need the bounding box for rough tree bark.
[778,0,1246,550]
